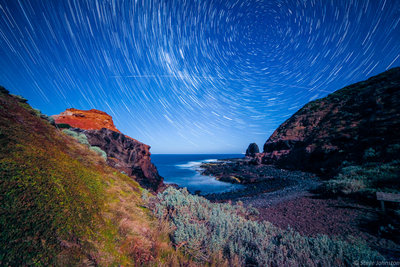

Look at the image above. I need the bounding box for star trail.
[0,0,399,153]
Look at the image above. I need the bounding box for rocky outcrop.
[245,143,260,157]
[52,108,121,133]
[53,109,163,191]
[261,67,400,175]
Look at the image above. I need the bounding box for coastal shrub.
[324,179,366,195]
[387,144,400,155]
[141,189,150,202]
[62,130,107,160]
[62,129,79,138]
[322,161,400,195]
[77,134,89,146]
[90,146,107,160]
[44,115,55,125]
[33,108,41,117]
[57,123,72,129]
[154,187,382,266]
[62,129,89,146]
[363,147,376,160]
[12,94,28,103]
[32,108,56,125]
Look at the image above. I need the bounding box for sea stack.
[245,143,260,157]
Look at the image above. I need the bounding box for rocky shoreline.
[200,158,319,202]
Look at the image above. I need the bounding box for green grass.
[0,89,186,265]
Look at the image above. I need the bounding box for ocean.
[151,154,244,195]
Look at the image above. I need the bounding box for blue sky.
[0,0,399,153]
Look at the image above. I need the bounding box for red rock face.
[261,67,400,175]
[53,109,164,191]
[78,128,163,191]
[52,108,121,133]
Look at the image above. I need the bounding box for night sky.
[0,0,399,153]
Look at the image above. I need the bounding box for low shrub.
[90,146,107,160]
[33,108,41,117]
[324,178,366,195]
[56,123,71,129]
[321,161,400,195]
[141,189,150,202]
[62,129,89,146]
[62,130,107,160]
[76,134,90,146]
[387,144,400,155]
[363,147,376,160]
[62,129,79,138]
[11,94,28,103]
[154,187,382,266]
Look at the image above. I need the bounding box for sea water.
[151,154,244,195]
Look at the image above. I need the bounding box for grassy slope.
[0,90,180,266]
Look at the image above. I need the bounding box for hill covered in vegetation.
[0,87,181,265]
[0,85,387,265]
[52,108,164,192]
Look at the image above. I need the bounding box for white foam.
[175,161,202,169]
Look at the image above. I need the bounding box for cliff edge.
[53,108,163,191]
[261,67,400,175]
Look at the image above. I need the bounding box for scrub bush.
[62,129,89,146]
[62,130,107,160]
[322,161,400,195]
[62,129,79,139]
[12,94,28,103]
[90,146,107,160]
[155,187,382,266]
[56,123,71,129]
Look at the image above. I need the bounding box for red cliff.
[53,108,163,191]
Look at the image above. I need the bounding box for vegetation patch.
[0,90,187,265]
[154,187,383,266]
[62,129,107,160]
[321,160,400,196]
[56,123,72,129]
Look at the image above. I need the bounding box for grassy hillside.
[0,87,182,265]
[0,86,386,265]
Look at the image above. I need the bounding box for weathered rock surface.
[245,143,260,157]
[260,67,400,175]
[54,109,163,191]
[53,108,121,133]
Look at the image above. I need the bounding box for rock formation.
[261,67,400,175]
[52,108,121,132]
[53,109,163,191]
[245,143,260,157]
